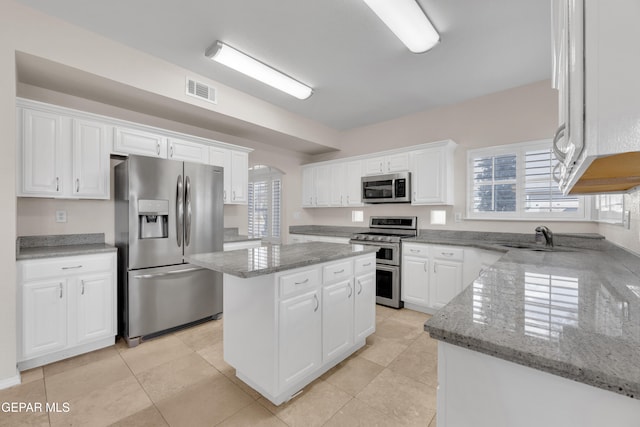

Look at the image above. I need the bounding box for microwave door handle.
[176,175,183,248]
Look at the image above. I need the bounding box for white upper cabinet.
[411,140,456,205]
[364,152,409,175]
[168,137,210,164]
[553,0,640,194]
[72,119,109,198]
[19,108,64,197]
[300,140,455,208]
[113,126,167,158]
[18,105,110,200]
[229,150,248,204]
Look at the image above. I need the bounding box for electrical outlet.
[454,212,462,223]
[55,210,67,223]
[623,210,631,229]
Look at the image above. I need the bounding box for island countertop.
[424,244,640,400]
[186,241,378,278]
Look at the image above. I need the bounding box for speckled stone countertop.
[224,228,261,243]
[16,234,116,260]
[186,242,377,278]
[424,243,640,400]
[289,225,369,238]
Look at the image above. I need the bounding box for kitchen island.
[187,242,377,405]
[424,244,640,427]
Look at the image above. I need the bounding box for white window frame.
[248,166,283,244]
[467,139,588,221]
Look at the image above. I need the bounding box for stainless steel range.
[349,216,417,308]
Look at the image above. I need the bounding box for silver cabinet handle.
[170,144,174,157]
[334,269,345,274]
[357,279,363,295]
[133,267,204,279]
[295,278,309,285]
[81,280,85,295]
[552,162,562,183]
[176,175,183,248]
[379,163,383,173]
[313,294,319,312]
[434,264,437,273]
[233,190,237,201]
[185,176,192,247]
[387,161,391,171]
[552,123,567,162]
[441,252,455,257]
[59,283,63,299]
[362,262,371,267]
[410,249,420,253]
[223,190,227,202]
[61,265,82,270]
[76,178,80,193]
[424,262,427,272]
[156,142,161,155]
[347,283,352,298]
[56,177,59,191]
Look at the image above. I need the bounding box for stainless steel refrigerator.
[115,155,223,346]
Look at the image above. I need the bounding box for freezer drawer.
[127,264,222,339]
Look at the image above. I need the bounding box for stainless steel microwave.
[361,172,411,203]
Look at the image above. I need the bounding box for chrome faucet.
[535,226,553,248]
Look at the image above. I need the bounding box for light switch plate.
[454,212,462,223]
[55,210,67,223]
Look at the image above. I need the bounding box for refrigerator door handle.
[132,267,205,279]
[176,175,184,247]
[185,175,192,247]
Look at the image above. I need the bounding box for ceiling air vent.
[186,77,217,104]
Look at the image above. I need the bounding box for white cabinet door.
[76,272,114,345]
[301,167,315,207]
[386,152,410,173]
[279,290,321,390]
[322,279,354,363]
[72,119,109,199]
[22,280,67,359]
[20,108,64,196]
[431,260,463,310]
[168,137,210,164]
[412,148,444,204]
[315,165,331,207]
[114,126,167,158]
[354,272,375,342]
[402,255,430,306]
[210,146,231,203]
[330,163,346,206]
[230,150,248,204]
[345,160,363,206]
[364,156,385,175]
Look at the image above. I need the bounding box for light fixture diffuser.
[363,0,440,53]
[205,41,313,100]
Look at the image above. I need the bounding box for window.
[248,165,283,243]
[468,139,586,220]
[592,194,624,224]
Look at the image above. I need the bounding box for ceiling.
[15,0,551,131]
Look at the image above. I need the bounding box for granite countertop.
[425,244,640,400]
[289,225,369,238]
[16,234,116,260]
[186,241,377,278]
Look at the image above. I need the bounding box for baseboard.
[0,370,21,390]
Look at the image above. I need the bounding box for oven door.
[349,240,399,265]
[376,264,402,309]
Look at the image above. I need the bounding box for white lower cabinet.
[279,290,322,390]
[402,242,501,313]
[223,253,376,406]
[18,253,117,370]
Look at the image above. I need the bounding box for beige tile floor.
[0,306,438,427]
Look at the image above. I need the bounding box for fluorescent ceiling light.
[363,0,440,53]
[205,41,313,100]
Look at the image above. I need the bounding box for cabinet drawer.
[354,255,375,275]
[279,268,319,298]
[20,254,114,282]
[322,260,353,284]
[430,246,464,262]
[403,243,429,258]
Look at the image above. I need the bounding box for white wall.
[303,81,599,235]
